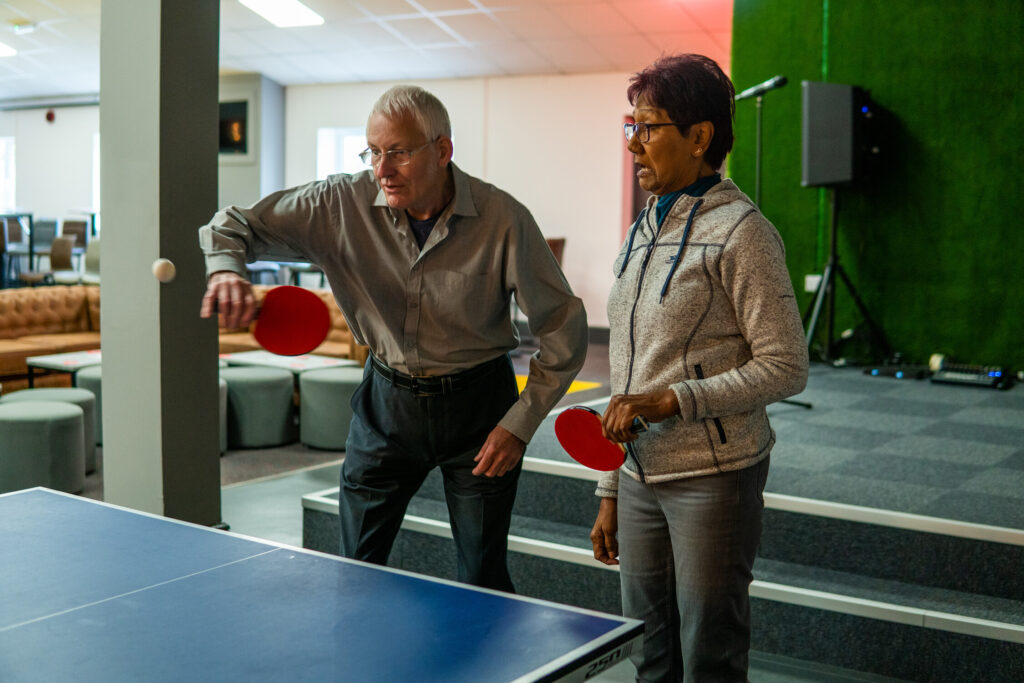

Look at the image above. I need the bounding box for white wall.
[285,72,634,327]
[0,105,98,219]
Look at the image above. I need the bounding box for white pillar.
[99,0,221,525]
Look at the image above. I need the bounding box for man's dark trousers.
[338,354,521,592]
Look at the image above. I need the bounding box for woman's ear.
[691,121,714,155]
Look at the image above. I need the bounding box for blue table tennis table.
[0,488,642,682]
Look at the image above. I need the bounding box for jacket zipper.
[693,364,727,444]
[622,214,665,482]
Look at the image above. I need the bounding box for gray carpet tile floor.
[525,362,1024,530]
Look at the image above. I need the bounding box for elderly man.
[199,85,587,591]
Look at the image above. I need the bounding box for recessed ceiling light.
[0,41,17,57]
[238,0,324,28]
[11,21,36,35]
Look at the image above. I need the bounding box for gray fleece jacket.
[596,178,809,497]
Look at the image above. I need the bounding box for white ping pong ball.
[152,258,176,283]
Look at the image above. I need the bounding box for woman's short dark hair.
[626,54,735,169]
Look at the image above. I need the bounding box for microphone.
[735,75,788,101]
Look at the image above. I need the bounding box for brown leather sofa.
[0,284,367,392]
[0,285,102,390]
[216,286,369,364]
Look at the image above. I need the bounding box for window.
[0,137,14,209]
[316,127,368,179]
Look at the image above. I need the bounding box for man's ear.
[438,136,454,166]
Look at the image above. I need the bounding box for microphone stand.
[742,84,813,410]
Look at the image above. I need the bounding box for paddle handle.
[614,417,648,453]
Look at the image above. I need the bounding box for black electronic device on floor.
[930,364,1010,389]
[863,364,930,380]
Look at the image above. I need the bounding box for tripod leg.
[834,264,893,358]
[803,259,835,346]
[780,398,813,409]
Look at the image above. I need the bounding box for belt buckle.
[412,378,438,397]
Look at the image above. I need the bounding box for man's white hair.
[369,85,452,141]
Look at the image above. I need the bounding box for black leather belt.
[369,354,507,397]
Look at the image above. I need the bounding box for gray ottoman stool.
[1,388,97,474]
[76,365,104,446]
[0,401,85,494]
[298,367,364,450]
[220,367,296,449]
[77,366,229,455]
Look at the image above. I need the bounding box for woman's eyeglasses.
[623,121,686,143]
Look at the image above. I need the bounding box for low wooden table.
[25,349,102,388]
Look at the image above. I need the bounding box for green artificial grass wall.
[730,0,1024,370]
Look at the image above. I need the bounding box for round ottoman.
[76,365,104,446]
[298,367,364,450]
[0,401,85,494]
[220,367,296,449]
[78,366,229,455]
[1,387,97,474]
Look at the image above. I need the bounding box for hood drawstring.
[659,198,703,303]
[616,208,647,278]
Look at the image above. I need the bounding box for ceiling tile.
[410,0,479,11]
[547,2,633,37]
[349,0,421,18]
[481,39,554,73]
[440,13,517,43]
[586,34,662,72]
[646,30,728,62]
[491,5,570,40]
[675,0,734,32]
[384,16,462,45]
[277,24,358,52]
[220,32,268,59]
[227,28,313,55]
[423,44,502,77]
[611,0,701,34]
[529,37,612,72]
[219,0,274,30]
[335,20,410,50]
[304,0,366,22]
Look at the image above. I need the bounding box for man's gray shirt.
[199,163,588,442]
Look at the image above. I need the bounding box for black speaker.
[801,81,877,187]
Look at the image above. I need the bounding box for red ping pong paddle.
[554,406,648,471]
[251,286,332,356]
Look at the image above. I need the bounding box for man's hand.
[472,425,526,477]
[590,497,619,565]
[200,271,257,330]
[602,389,680,443]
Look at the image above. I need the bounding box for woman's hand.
[601,389,679,442]
[590,497,619,565]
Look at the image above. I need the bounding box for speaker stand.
[751,94,812,410]
[803,188,891,362]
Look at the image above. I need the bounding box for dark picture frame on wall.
[219,100,248,155]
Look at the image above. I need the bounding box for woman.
[590,54,808,682]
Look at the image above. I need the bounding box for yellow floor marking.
[516,375,601,394]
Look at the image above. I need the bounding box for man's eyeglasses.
[623,121,685,143]
[359,140,435,167]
